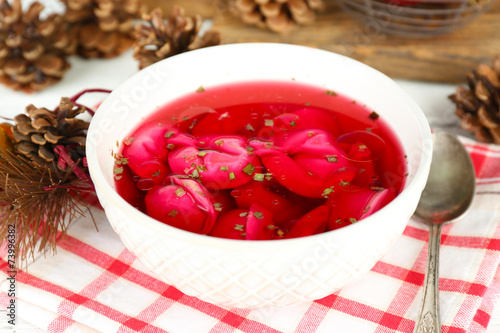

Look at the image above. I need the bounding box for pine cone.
[12,98,89,169]
[0,0,74,93]
[133,6,221,70]
[449,56,500,144]
[228,0,324,33]
[61,0,144,58]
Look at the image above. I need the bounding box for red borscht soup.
[114,81,407,240]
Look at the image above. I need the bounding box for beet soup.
[113,81,407,240]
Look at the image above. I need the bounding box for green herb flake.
[239,212,249,217]
[308,172,314,176]
[305,102,311,106]
[215,139,224,147]
[265,119,274,127]
[246,146,254,152]
[196,86,205,93]
[267,224,277,230]
[339,180,350,187]
[334,219,342,224]
[229,172,235,180]
[366,128,372,132]
[290,120,297,127]
[253,211,264,219]
[253,173,265,181]
[168,209,179,217]
[214,202,223,211]
[152,170,161,178]
[369,111,380,121]
[114,156,129,165]
[234,224,244,232]
[123,137,135,146]
[405,172,409,177]
[183,116,189,121]
[198,151,207,157]
[370,185,385,191]
[220,166,229,171]
[360,168,365,173]
[277,230,285,237]
[264,142,274,149]
[326,155,338,163]
[113,166,124,175]
[349,218,358,223]
[166,144,175,150]
[191,169,200,178]
[308,131,314,137]
[175,187,186,197]
[243,163,255,175]
[195,190,207,197]
[322,187,334,197]
[325,90,337,96]
[246,123,255,131]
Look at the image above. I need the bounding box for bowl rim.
[87,42,432,251]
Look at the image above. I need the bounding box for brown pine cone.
[12,98,89,169]
[449,56,500,144]
[133,6,221,70]
[0,0,74,93]
[61,0,144,58]
[228,0,324,33]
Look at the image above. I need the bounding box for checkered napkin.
[1,136,499,333]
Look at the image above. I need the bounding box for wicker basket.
[337,0,494,37]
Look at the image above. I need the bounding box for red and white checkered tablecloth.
[1,136,499,333]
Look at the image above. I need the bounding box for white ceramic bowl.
[87,43,432,309]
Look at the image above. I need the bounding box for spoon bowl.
[413,131,476,333]
[414,131,476,225]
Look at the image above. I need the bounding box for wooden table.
[143,0,500,83]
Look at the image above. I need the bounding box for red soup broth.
[114,81,407,240]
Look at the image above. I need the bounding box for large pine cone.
[449,56,500,144]
[0,0,75,93]
[61,0,144,58]
[133,6,220,70]
[228,0,324,33]
[12,98,89,169]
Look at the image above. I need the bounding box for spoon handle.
[413,223,442,333]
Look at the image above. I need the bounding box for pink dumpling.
[209,209,248,240]
[326,187,396,231]
[168,134,260,190]
[234,178,310,224]
[258,108,340,139]
[250,129,353,198]
[145,176,217,234]
[284,205,329,239]
[123,122,178,183]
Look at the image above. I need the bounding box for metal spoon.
[412,131,476,333]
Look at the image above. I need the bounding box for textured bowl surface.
[87,43,432,309]
[337,0,494,38]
